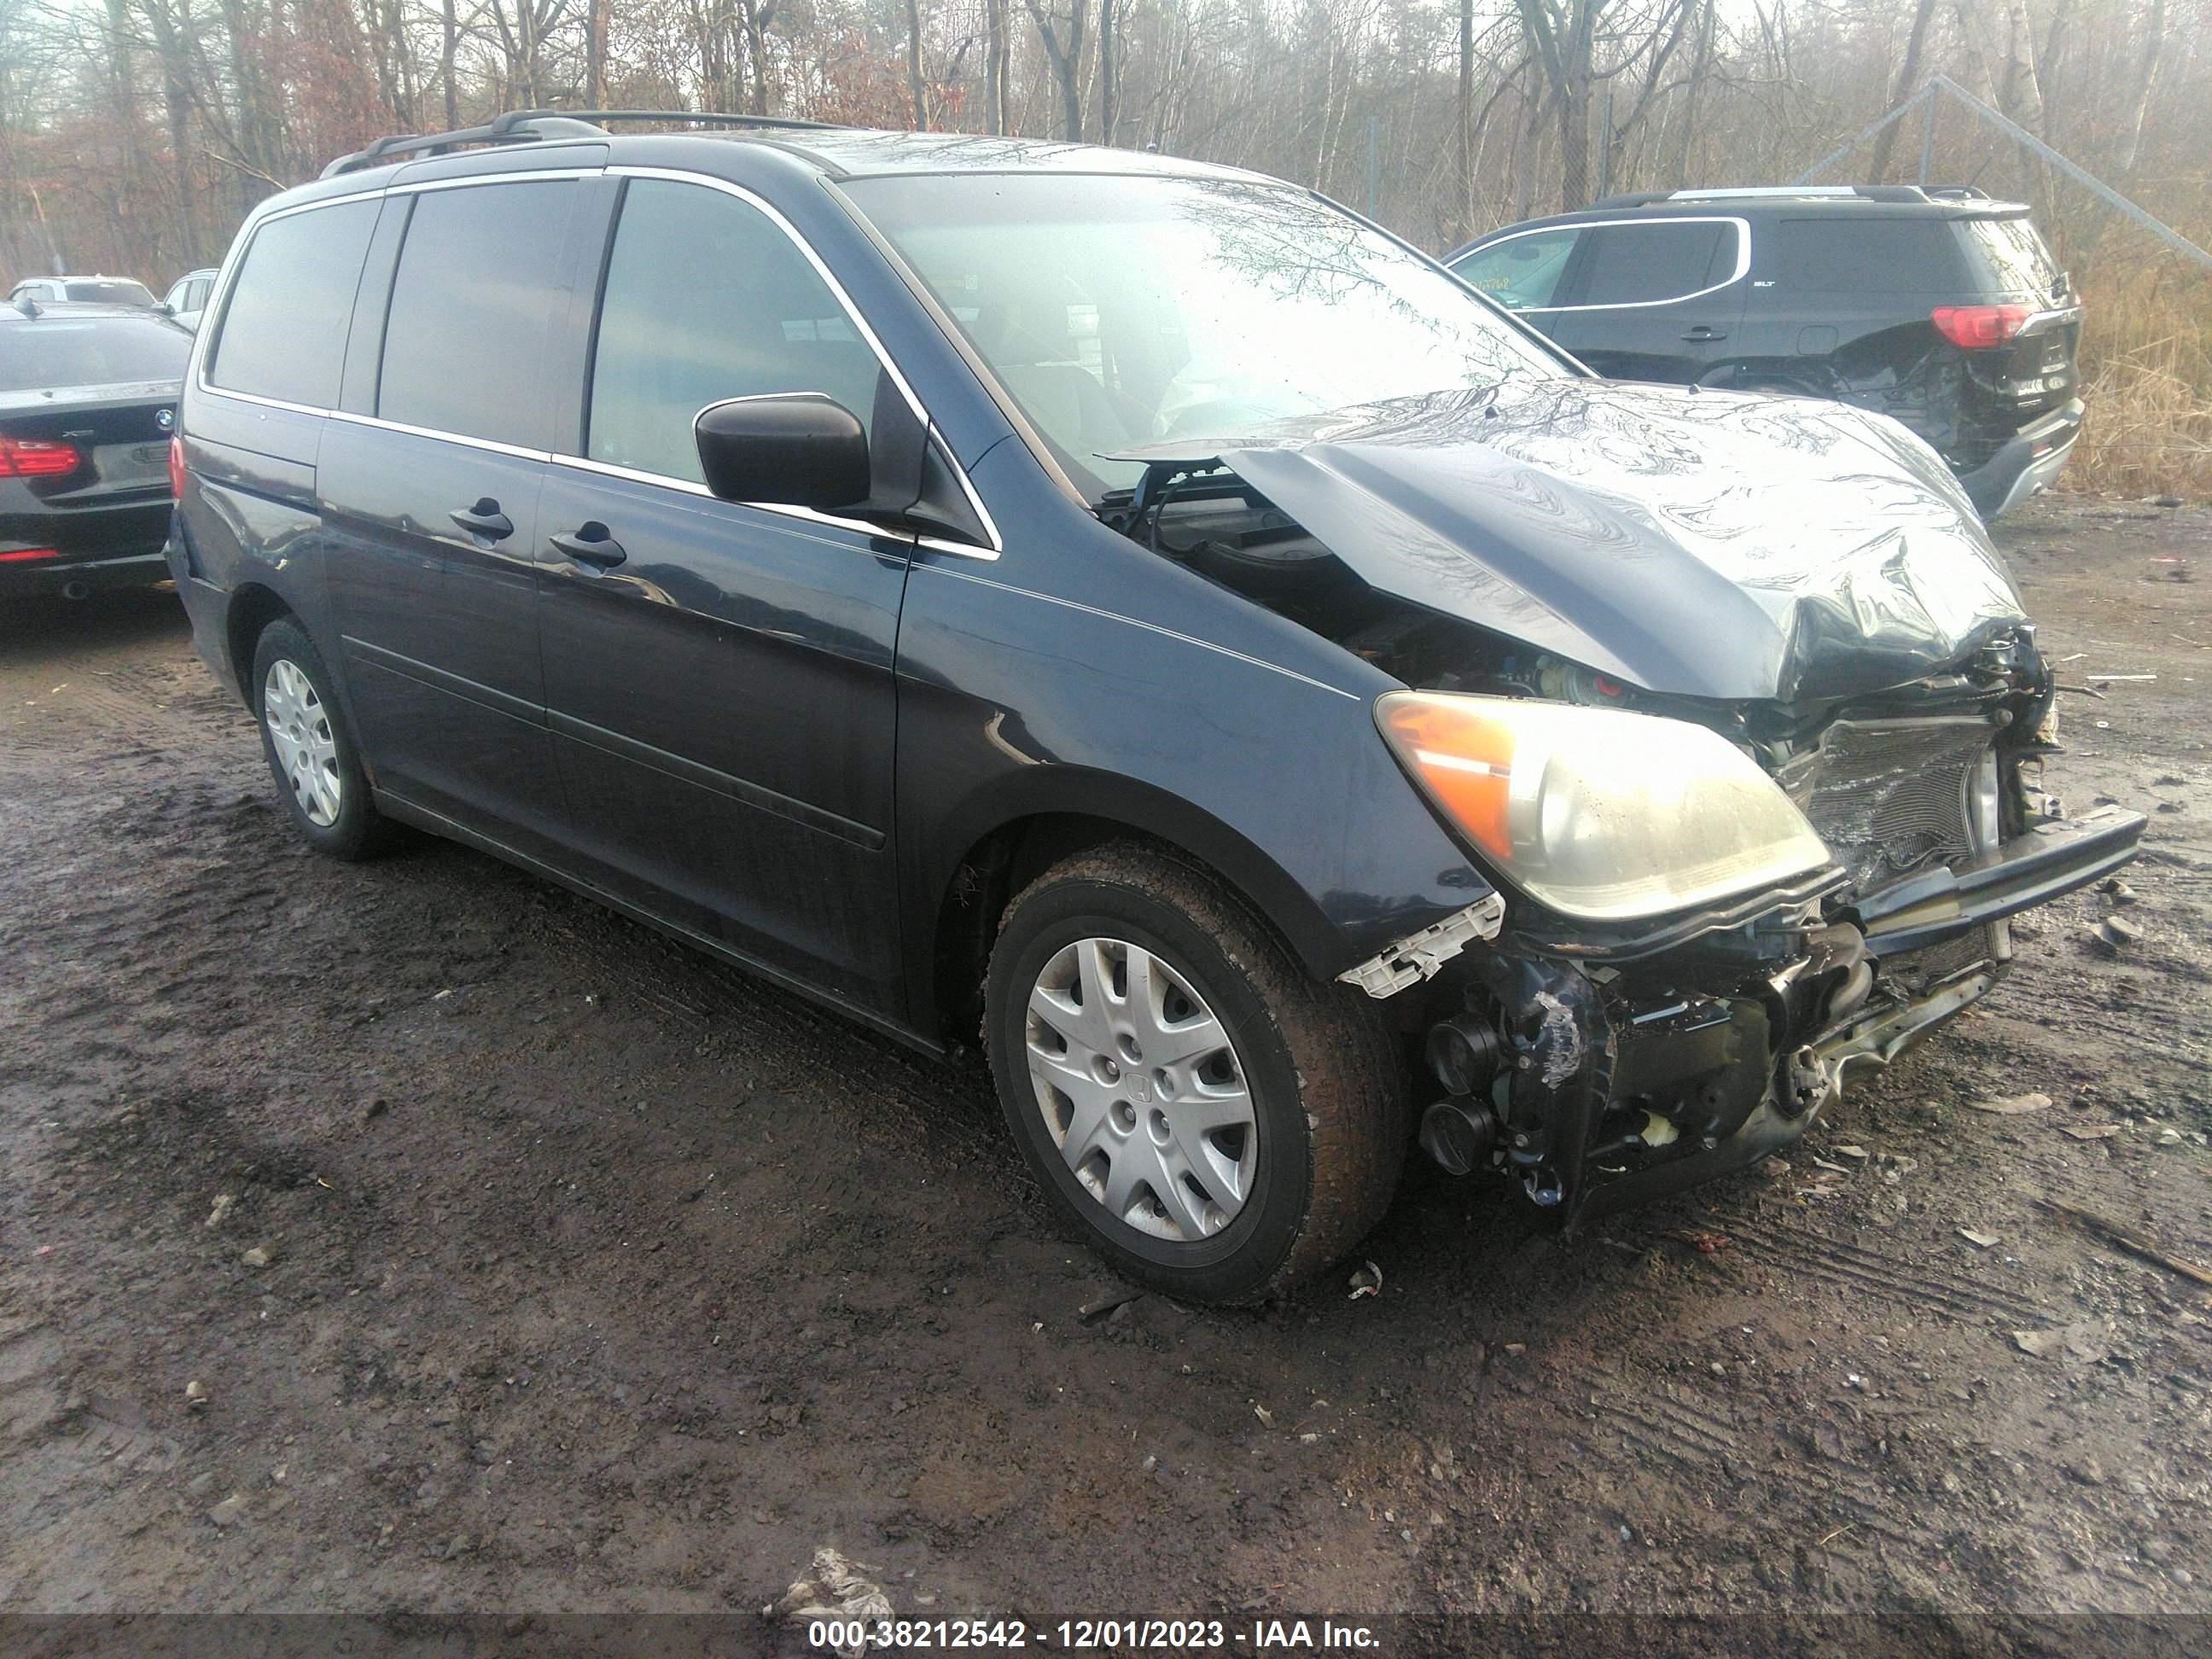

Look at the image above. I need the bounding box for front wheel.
[251,618,396,860]
[985,843,1406,1304]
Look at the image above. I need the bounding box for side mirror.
[695,394,870,512]
[154,300,175,316]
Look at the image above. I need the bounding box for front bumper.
[1958,399,2083,520]
[1441,801,2145,1226]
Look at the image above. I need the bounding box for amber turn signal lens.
[1375,694,1518,863]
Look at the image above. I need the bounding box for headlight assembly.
[1376,690,1832,923]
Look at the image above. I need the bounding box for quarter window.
[378,180,579,450]
[1450,229,1583,311]
[1573,221,1738,306]
[1776,218,1965,294]
[206,200,379,408]
[585,178,881,483]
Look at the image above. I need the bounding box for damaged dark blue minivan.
[169,114,2144,1303]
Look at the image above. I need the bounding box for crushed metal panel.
[1337,894,1507,998]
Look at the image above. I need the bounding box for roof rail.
[1922,183,1993,201]
[1588,190,1673,209]
[321,108,850,179]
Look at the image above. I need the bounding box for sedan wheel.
[262,657,342,827]
[1025,936,1256,1242]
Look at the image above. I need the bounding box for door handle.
[549,524,626,568]
[449,498,513,540]
[1679,326,1727,341]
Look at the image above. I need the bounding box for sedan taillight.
[1930,304,2032,350]
[0,435,83,477]
[168,435,186,498]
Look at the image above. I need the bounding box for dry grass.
[2062,265,2212,500]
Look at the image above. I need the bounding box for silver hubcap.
[263,658,341,828]
[1024,937,1256,1243]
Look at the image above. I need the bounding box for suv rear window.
[1775,218,1966,293]
[208,200,379,408]
[378,180,577,451]
[1959,216,2062,297]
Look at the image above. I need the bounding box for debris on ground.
[1755,1157,1791,1179]
[2011,1323,2110,1365]
[1958,1228,2001,1249]
[2101,877,2139,905]
[771,1548,894,1656]
[1967,1091,2051,1115]
[183,1379,207,1409]
[203,1194,236,1230]
[2087,914,2144,957]
[1076,1289,1142,1324]
[1833,1144,1870,1161]
[206,1494,247,1528]
[240,1244,276,1269]
[2041,1200,2212,1290]
[2061,1123,2122,1140]
[1254,1404,1274,1427]
[1662,1229,1732,1254]
[1348,1260,1383,1300]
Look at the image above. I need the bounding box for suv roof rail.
[321,108,850,179]
[1664,184,1933,203]
[1588,190,1674,209]
[1922,183,1993,201]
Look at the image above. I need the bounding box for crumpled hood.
[1114,380,2029,702]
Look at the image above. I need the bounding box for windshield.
[841,172,1565,498]
[0,316,190,393]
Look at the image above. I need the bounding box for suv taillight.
[167,436,186,498]
[1931,304,2031,350]
[0,435,82,477]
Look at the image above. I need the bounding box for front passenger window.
[1450,229,1582,311]
[587,179,881,484]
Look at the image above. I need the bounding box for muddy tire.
[985,841,1406,1304]
[251,618,396,861]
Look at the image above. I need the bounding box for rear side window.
[1451,228,1583,311]
[378,180,579,450]
[209,201,379,408]
[1775,218,1966,293]
[585,178,881,483]
[1571,221,1736,306]
[1960,217,2062,296]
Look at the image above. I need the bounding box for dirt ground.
[2,495,2209,1642]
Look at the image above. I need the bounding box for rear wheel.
[251,618,395,860]
[985,842,1406,1304]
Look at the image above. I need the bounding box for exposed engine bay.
[1101,448,2144,1224]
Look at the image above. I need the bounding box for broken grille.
[1792,716,1994,897]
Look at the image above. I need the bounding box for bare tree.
[1022,0,1085,142]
